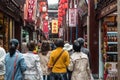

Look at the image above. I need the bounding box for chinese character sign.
[24,0,37,22]
[69,8,77,27]
[52,20,58,34]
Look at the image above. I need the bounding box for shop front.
[0,11,15,51]
[97,0,117,79]
[0,0,24,51]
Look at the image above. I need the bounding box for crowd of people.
[0,37,94,80]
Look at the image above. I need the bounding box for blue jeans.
[50,72,68,80]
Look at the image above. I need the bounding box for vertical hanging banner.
[52,20,58,34]
[59,28,63,38]
[24,0,37,22]
[43,21,48,33]
[43,21,48,39]
[69,8,77,27]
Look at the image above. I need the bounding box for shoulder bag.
[48,50,64,72]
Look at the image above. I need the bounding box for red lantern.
[59,17,63,21]
[64,3,68,9]
[42,2,46,5]
[65,0,68,2]
[58,5,62,9]
[61,0,65,3]
[58,13,63,17]
[62,9,66,15]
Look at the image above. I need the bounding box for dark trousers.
[43,75,50,80]
[50,72,68,80]
[67,70,72,80]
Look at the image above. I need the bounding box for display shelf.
[107,42,118,44]
[107,52,118,54]
[107,32,118,34]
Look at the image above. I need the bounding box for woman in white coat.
[23,40,43,80]
[68,40,91,80]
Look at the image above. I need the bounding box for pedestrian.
[21,38,28,53]
[77,37,92,67]
[39,40,51,80]
[5,39,27,80]
[77,38,90,58]
[36,40,42,53]
[0,36,6,80]
[48,38,70,80]
[68,40,91,80]
[23,40,43,80]
[63,43,73,56]
[63,43,73,80]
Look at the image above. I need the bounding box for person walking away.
[23,40,43,80]
[63,43,73,56]
[0,36,6,80]
[68,40,91,80]
[39,40,51,80]
[77,38,92,67]
[5,39,27,80]
[48,38,70,80]
[63,43,73,80]
[21,38,27,53]
[36,40,42,53]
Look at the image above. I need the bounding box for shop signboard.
[43,21,48,33]
[24,0,37,22]
[52,20,58,34]
[69,8,77,27]
[99,1,117,18]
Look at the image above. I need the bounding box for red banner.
[24,0,37,22]
[43,21,48,33]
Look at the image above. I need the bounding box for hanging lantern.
[65,0,68,2]
[42,6,47,12]
[61,0,65,4]
[59,17,63,21]
[62,9,66,15]
[58,9,62,13]
[45,16,48,20]
[58,13,63,17]
[64,3,68,9]
[58,5,62,9]
[42,2,46,5]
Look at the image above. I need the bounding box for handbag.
[48,50,64,72]
[12,53,18,80]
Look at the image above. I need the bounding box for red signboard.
[24,0,37,22]
[43,21,48,33]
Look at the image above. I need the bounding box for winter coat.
[68,52,91,80]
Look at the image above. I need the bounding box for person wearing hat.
[63,43,73,56]
[0,36,6,80]
[4,39,27,80]
[63,43,73,80]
